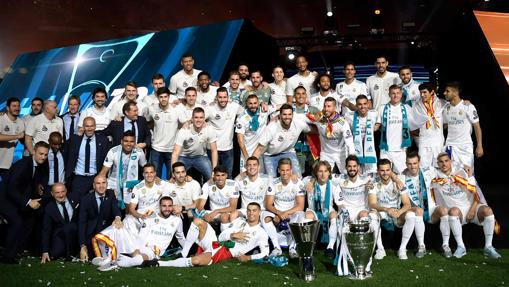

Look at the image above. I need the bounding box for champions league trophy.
[344,219,377,280]
[289,220,320,282]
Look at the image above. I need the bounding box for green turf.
[1,249,508,286]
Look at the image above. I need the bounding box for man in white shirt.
[347,95,379,176]
[169,53,202,100]
[223,62,252,91]
[236,94,273,172]
[412,83,445,168]
[175,87,203,124]
[285,55,316,103]
[123,163,171,234]
[252,104,311,178]
[196,71,218,106]
[225,71,242,104]
[399,66,420,107]
[336,61,369,123]
[146,87,185,179]
[78,87,111,133]
[269,66,287,105]
[25,100,64,155]
[0,97,25,177]
[110,81,149,120]
[168,162,201,220]
[262,158,314,257]
[366,56,401,110]
[311,73,353,112]
[100,131,147,208]
[234,156,270,217]
[155,202,269,267]
[143,73,165,106]
[61,95,80,142]
[375,85,413,174]
[205,87,244,178]
[443,81,483,169]
[431,153,500,259]
[21,97,43,157]
[171,107,218,182]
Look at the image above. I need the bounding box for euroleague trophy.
[289,220,320,282]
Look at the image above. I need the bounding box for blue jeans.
[207,149,234,178]
[263,151,301,178]
[150,149,172,180]
[178,155,213,182]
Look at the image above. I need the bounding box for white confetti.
[84,282,87,285]
[202,275,208,279]
[47,283,51,286]
[283,283,288,285]
[87,277,91,281]
[222,265,229,269]
[80,271,86,274]
[27,264,31,267]
[438,269,444,272]
[272,273,278,276]
[475,265,479,268]
[247,281,251,284]
[285,276,290,279]
[424,265,429,268]
[410,270,414,273]
[463,263,467,265]
[177,273,182,276]
[233,277,238,280]
[99,283,103,285]
[416,276,419,279]
[482,262,487,265]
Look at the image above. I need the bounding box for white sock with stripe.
[158,258,193,267]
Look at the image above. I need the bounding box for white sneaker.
[374,248,386,260]
[270,248,282,257]
[397,249,408,260]
[289,248,299,259]
[98,262,119,272]
[415,245,427,258]
[91,257,111,267]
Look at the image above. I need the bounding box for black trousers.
[0,200,36,260]
[48,223,78,259]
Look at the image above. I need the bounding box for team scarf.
[404,170,431,222]
[379,103,411,151]
[352,111,377,164]
[116,146,141,209]
[228,88,241,104]
[246,108,261,132]
[313,180,332,243]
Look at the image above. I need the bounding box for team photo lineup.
[0,53,502,278]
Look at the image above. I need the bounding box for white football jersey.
[218,220,269,260]
[139,214,185,256]
[443,100,479,146]
[236,174,270,209]
[205,102,244,151]
[168,180,201,207]
[197,86,218,106]
[366,71,401,110]
[258,118,311,155]
[315,116,355,156]
[376,103,412,151]
[267,178,305,211]
[130,180,171,214]
[169,69,201,99]
[235,108,272,156]
[368,178,406,209]
[333,173,370,210]
[200,180,240,210]
[285,72,316,98]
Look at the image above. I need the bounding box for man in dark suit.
[40,183,79,263]
[78,175,121,261]
[104,101,151,149]
[0,141,49,263]
[60,95,81,142]
[64,117,110,200]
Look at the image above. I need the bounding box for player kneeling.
[152,202,270,267]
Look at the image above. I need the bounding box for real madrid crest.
[183,81,188,88]
[243,180,248,186]
[278,135,284,142]
[212,186,217,192]
[42,125,48,132]
[374,84,379,91]
[215,113,221,120]
[154,114,160,121]
[155,218,159,223]
[3,126,9,132]
[459,110,463,116]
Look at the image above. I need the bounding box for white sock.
[327,217,337,249]
[181,223,199,258]
[449,216,465,248]
[158,257,193,267]
[400,212,416,251]
[117,254,143,267]
[482,215,495,248]
[368,213,383,250]
[414,216,425,247]
[440,215,450,246]
[220,223,230,232]
[262,221,281,250]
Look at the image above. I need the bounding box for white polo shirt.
[0,114,24,169]
[336,79,369,121]
[285,72,316,98]
[174,125,217,157]
[269,81,287,105]
[368,178,407,209]
[25,113,63,145]
[443,100,479,146]
[267,178,305,212]
[169,69,201,99]
[147,104,183,153]
[168,180,202,207]
[197,86,218,106]
[366,71,400,110]
[205,102,244,151]
[200,180,240,211]
[78,106,112,131]
[258,118,310,155]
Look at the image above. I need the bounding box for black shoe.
[168,252,183,260]
[0,257,19,264]
[324,248,335,260]
[140,259,159,268]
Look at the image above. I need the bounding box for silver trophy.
[345,220,376,280]
[289,220,320,282]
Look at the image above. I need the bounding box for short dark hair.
[324,96,337,105]
[377,158,392,168]
[445,81,462,93]
[143,163,156,172]
[418,82,435,93]
[126,80,138,89]
[345,155,360,166]
[34,141,50,150]
[356,94,369,102]
[181,53,193,59]
[156,87,171,97]
[152,73,164,81]
[216,87,228,95]
[437,152,451,160]
[406,151,420,161]
[294,86,307,95]
[229,70,240,78]
[122,101,137,115]
[197,71,210,80]
[399,65,412,72]
[246,156,259,164]
[68,95,81,105]
[192,107,205,116]
[172,161,185,171]
[92,87,107,98]
[279,103,293,114]
[185,87,197,95]
[343,61,355,69]
[159,196,173,205]
[6,97,20,107]
[389,84,401,92]
[246,94,259,103]
[122,130,136,139]
[213,165,228,175]
[247,202,261,209]
[32,97,44,105]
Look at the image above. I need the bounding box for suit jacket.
[41,198,79,253]
[0,156,49,210]
[64,133,110,182]
[60,112,81,141]
[78,190,120,246]
[103,116,151,148]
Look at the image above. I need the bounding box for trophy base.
[303,273,316,282]
[348,273,372,280]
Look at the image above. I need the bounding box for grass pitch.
[1,249,508,287]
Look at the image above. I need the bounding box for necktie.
[130,120,136,133]
[69,116,75,139]
[85,137,91,174]
[60,201,70,223]
[53,151,59,183]
[99,196,105,208]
